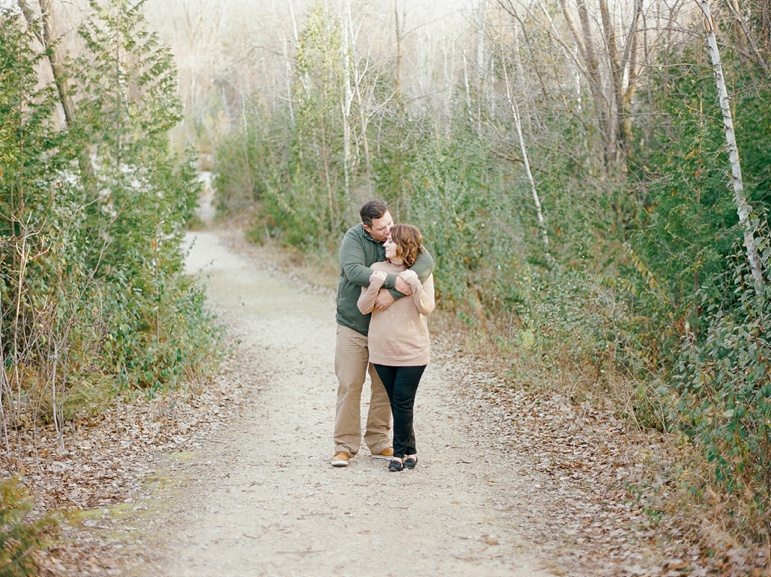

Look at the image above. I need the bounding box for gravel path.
[127,230,554,577]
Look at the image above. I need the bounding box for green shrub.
[673,231,771,529]
[104,273,223,394]
[1,4,222,434]
[0,478,57,577]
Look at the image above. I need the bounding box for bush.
[0,478,57,577]
[1,4,222,435]
[673,231,771,532]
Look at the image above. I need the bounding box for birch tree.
[501,33,549,248]
[340,0,355,202]
[697,0,764,292]
[395,0,405,98]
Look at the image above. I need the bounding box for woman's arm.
[400,271,435,316]
[357,270,387,314]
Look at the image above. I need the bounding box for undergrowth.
[0,478,58,577]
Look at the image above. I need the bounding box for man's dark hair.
[359,200,388,227]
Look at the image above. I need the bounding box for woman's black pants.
[374,364,426,459]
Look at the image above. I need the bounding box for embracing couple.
[331,200,435,473]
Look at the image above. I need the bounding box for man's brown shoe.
[371,448,394,460]
[331,452,351,467]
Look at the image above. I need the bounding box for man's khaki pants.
[334,325,392,456]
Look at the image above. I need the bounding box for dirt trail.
[125,228,555,577]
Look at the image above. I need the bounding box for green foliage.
[213,122,265,214]
[0,478,57,577]
[65,0,219,394]
[622,49,769,382]
[278,4,347,245]
[405,134,496,307]
[1,2,221,433]
[511,266,628,372]
[104,272,222,393]
[215,2,378,249]
[632,60,740,288]
[369,101,421,206]
[0,11,86,428]
[76,0,183,155]
[673,232,771,526]
[215,99,339,249]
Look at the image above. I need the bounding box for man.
[331,200,434,467]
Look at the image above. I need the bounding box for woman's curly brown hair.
[390,224,424,267]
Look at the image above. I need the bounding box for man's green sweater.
[336,223,434,336]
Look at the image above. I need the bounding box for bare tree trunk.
[320,123,338,234]
[340,0,354,205]
[281,34,296,126]
[698,0,764,292]
[0,299,10,452]
[599,0,621,164]
[511,21,533,136]
[476,0,488,134]
[527,0,583,108]
[599,0,644,166]
[620,0,643,154]
[462,51,472,122]
[763,0,771,53]
[723,0,770,73]
[395,0,405,98]
[559,0,612,171]
[18,0,75,126]
[354,76,373,177]
[342,0,374,176]
[552,0,649,173]
[501,49,549,248]
[19,0,98,191]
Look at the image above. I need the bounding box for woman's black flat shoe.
[388,459,404,472]
[403,456,418,469]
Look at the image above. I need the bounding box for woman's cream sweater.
[357,260,435,366]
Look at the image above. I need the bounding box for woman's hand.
[370,270,387,285]
[399,269,420,289]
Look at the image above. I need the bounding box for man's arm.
[383,247,434,299]
[339,230,374,287]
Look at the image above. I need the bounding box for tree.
[698,0,764,292]
[2,1,218,449]
[0,7,76,443]
[500,35,549,248]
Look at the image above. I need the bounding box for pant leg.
[376,365,425,458]
[334,325,369,456]
[363,361,392,453]
[374,364,397,402]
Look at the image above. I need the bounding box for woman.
[357,224,435,472]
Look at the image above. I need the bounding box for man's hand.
[394,275,413,295]
[374,289,395,311]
